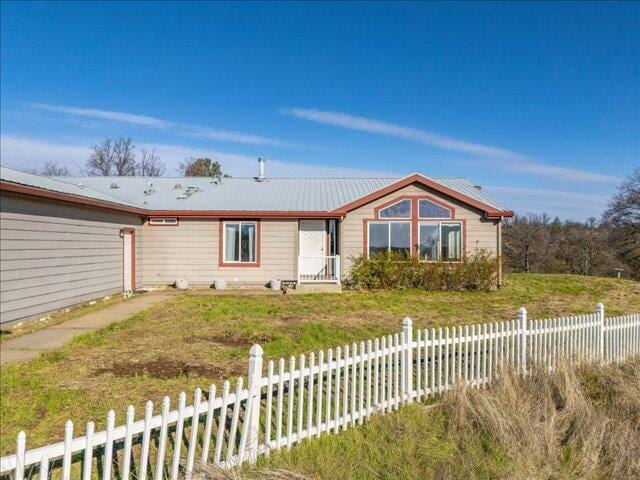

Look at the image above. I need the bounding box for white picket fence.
[1,304,639,480]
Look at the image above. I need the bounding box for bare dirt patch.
[94,359,227,379]
[184,333,260,348]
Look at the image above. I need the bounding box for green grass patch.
[1,273,638,454]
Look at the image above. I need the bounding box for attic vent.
[473,185,482,191]
[177,186,200,200]
[77,183,84,189]
[110,183,119,189]
[174,183,182,190]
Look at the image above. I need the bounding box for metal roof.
[0,166,140,208]
[1,166,509,213]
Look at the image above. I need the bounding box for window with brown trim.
[378,199,411,218]
[223,221,257,263]
[368,221,411,256]
[418,221,462,261]
[418,199,451,219]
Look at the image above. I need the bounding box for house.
[0,160,513,323]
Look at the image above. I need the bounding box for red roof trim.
[0,181,146,215]
[150,210,342,218]
[330,173,514,218]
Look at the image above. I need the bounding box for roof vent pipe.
[257,157,265,182]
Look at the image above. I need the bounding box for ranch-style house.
[0,159,513,323]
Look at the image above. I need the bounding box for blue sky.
[1,1,638,219]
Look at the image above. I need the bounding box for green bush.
[348,250,500,291]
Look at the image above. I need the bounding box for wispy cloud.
[484,185,611,219]
[0,134,394,178]
[28,103,292,147]
[281,108,620,184]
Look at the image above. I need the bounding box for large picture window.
[224,221,257,263]
[368,222,411,256]
[418,221,462,261]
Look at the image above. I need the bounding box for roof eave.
[0,181,146,215]
[331,173,511,217]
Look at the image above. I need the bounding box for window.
[368,222,411,256]
[379,199,411,218]
[418,221,462,261]
[419,224,439,261]
[418,199,451,219]
[224,221,257,263]
[149,217,178,226]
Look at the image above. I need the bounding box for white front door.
[299,220,326,276]
[123,230,133,292]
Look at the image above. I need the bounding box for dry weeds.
[439,360,640,479]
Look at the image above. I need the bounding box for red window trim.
[363,196,466,259]
[218,219,262,268]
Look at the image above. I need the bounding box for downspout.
[497,218,503,287]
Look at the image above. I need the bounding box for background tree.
[86,137,137,176]
[29,161,70,176]
[137,148,165,177]
[502,213,550,273]
[180,157,225,178]
[602,168,640,278]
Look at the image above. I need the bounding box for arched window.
[418,199,451,219]
[379,199,411,218]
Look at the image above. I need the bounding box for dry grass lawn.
[243,359,640,480]
[1,273,639,455]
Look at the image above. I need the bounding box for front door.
[299,220,326,277]
[122,229,135,292]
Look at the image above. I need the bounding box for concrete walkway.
[1,291,175,365]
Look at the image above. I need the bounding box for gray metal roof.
[0,166,140,208]
[0,166,509,212]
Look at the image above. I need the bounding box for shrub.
[348,250,500,291]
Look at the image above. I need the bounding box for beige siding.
[140,218,297,286]
[339,183,499,275]
[0,193,143,323]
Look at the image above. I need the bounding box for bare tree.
[137,148,165,177]
[179,157,225,178]
[602,168,640,278]
[29,161,70,176]
[86,137,136,176]
[503,214,550,273]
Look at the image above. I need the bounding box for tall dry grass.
[440,360,640,479]
[201,359,640,480]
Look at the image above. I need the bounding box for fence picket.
[275,359,285,450]
[316,351,324,436]
[324,349,333,434]
[186,389,201,477]
[333,347,341,434]
[122,406,134,480]
[82,421,94,480]
[201,385,216,464]
[139,403,152,480]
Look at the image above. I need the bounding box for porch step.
[292,283,342,294]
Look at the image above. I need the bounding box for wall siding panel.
[0,193,142,323]
[140,218,297,286]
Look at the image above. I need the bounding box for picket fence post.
[518,307,527,374]
[596,303,605,361]
[402,317,413,401]
[246,344,264,464]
